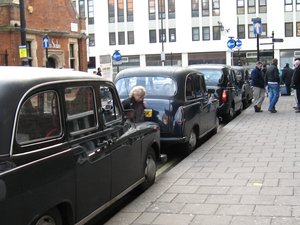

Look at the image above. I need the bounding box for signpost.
[252,17,262,61]
[112,50,122,73]
[42,35,50,67]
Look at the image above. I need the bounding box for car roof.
[115,66,200,81]
[188,64,230,70]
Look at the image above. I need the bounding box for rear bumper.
[217,103,229,117]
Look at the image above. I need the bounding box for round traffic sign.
[112,51,122,61]
[236,39,242,48]
[227,39,236,49]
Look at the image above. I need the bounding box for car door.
[196,74,216,132]
[4,89,76,225]
[99,84,143,198]
[184,74,206,136]
[64,85,112,221]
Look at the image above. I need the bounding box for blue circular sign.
[112,51,122,61]
[227,39,236,49]
[236,39,242,48]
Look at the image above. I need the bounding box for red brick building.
[0,0,87,71]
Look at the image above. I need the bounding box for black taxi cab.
[115,66,219,155]
[0,66,162,225]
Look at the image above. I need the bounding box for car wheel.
[211,117,219,135]
[183,129,197,155]
[224,104,234,123]
[140,148,157,190]
[34,208,62,225]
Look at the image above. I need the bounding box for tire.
[183,129,197,156]
[34,208,62,225]
[140,148,157,190]
[211,117,219,135]
[224,104,234,123]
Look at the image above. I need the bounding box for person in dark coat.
[292,60,300,113]
[122,86,147,123]
[265,58,280,113]
[96,67,102,76]
[251,61,265,112]
[281,63,294,95]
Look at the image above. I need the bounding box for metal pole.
[160,0,165,66]
[19,0,29,66]
[256,34,260,61]
[272,31,274,59]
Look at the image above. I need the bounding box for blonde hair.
[129,86,146,98]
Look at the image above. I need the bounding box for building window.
[285,22,293,37]
[213,26,221,40]
[168,0,175,19]
[118,32,125,45]
[117,0,124,22]
[248,0,256,14]
[192,27,200,41]
[79,0,85,17]
[297,0,300,11]
[149,30,157,43]
[159,29,166,42]
[69,44,75,69]
[88,56,96,69]
[191,0,199,17]
[88,0,94,24]
[237,0,244,14]
[148,0,156,20]
[26,41,32,66]
[127,0,133,21]
[261,23,267,37]
[108,0,115,23]
[203,27,210,40]
[285,0,293,11]
[158,0,166,19]
[259,0,267,13]
[202,0,209,16]
[169,28,176,42]
[212,0,220,16]
[109,32,116,45]
[248,24,255,38]
[128,31,134,44]
[297,22,300,36]
[237,24,245,39]
[89,34,95,46]
[71,0,76,8]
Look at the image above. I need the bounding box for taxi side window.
[64,86,97,136]
[16,91,62,144]
[186,75,195,100]
[100,86,121,124]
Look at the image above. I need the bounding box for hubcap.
[36,216,55,225]
[189,131,197,149]
[145,155,156,182]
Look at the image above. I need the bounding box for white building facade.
[73,0,300,79]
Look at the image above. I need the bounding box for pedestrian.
[281,63,294,96]
[251,61,265,112]
[291,59,300,113]
[96,67,102,76]
[261,64,268,97]
[265,58,280,113]
[122,86,147,123]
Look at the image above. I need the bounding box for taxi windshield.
[115,76,177,97]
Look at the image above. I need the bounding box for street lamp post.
[19,0,29,66]
[160,0,165,66]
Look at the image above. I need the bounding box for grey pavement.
[105,95,300,225]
